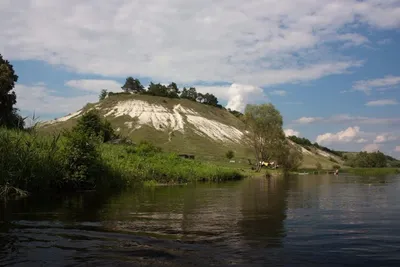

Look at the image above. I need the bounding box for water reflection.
[238,177,289,248]
[1,174,400,266]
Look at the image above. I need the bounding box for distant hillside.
[288,136,400,168]
[39,93,346,168]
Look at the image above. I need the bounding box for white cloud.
[14,83,97,119]
[270,90,287,96]
[374,133,398,143]
[395,146,400,152]
[315,126,362,145]
[295,116,323,124]
[352,75,400,94]
[356,138,368,143]
[362,143,380,152]
[196,83,266,112]
[337,33,369,47]
[65,79,122,93]
[284,129,300,137]
[2,0,400,86]
[293,114,400,126]
[365,99,398,106]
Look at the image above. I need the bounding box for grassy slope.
[39,93,342,169]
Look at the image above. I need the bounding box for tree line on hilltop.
[99,76,244,117]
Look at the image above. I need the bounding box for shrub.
[226,150,235,160]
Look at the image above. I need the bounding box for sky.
[1,0,400,158]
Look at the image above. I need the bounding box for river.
[1,174,400,266]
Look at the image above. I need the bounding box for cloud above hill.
[2,0,400,86]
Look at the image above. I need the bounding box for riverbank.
[294,167,400,176]
[0,128,244,198]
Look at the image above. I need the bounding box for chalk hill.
[40,93,343,168]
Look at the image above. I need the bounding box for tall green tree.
[121,77,144,93]
[99,89,108,101]
[167,82,180,98]
[0,54,24,129]
[147,82,168,97]
[243,103,286,172]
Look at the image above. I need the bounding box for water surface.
[1,174,400,266]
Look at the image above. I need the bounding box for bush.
[60,128,104,189]
[226,150,235,160]
[74,109,116,142]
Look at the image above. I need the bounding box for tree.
[73,110,116,142]
[243,103,286,172]
[275,141,303,173]
[226,150,235,160]
[99,89,108,101]
[121,77,144,93]
[0,53,20,128]
[167,82,180,98]
[187,87,198,101]
[147,82,168,97]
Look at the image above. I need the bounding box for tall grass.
[0,128,243,198]
[100,143,243,184]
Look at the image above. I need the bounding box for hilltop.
[39,92,345,169]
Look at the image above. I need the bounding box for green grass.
[100,143,244,185]
[343,168,400,176]
[0,128,244,198]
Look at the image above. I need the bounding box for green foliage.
[226,150,235,160]
[329,156,338,163]
[276,141,303,173]
[0,54,20,129]
[101,144,243,184]
[345,151,387,168]
[167,82,180,98]
[243,103,287,170]
[121,77,144,93]
[346,168,400,176]
[125,140,162,156]
[180,87,197,101]
[99,89,108,101]
[74,110,116,142]
[288,135,312,146]
[197,92,219,106]
[227,108,244,119]
[60,128,103,189]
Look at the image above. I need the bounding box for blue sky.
[1,0,400,157]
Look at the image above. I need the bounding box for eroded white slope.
[103,100,244,142]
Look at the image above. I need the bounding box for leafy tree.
[346,151,387,168]
[181,87,197,101]
[275,141,303,173]
[0,53,22,128]
[74,110,116,142]
[243,103,286,172]
[167,82,180,98]
[121,77,144,93]
[147,82,168,97]
[226,150,235,160]
[99,89,108,101]
[187,87,198,101]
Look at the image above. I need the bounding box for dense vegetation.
[345,151,388,168]
[0,113,243,197]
